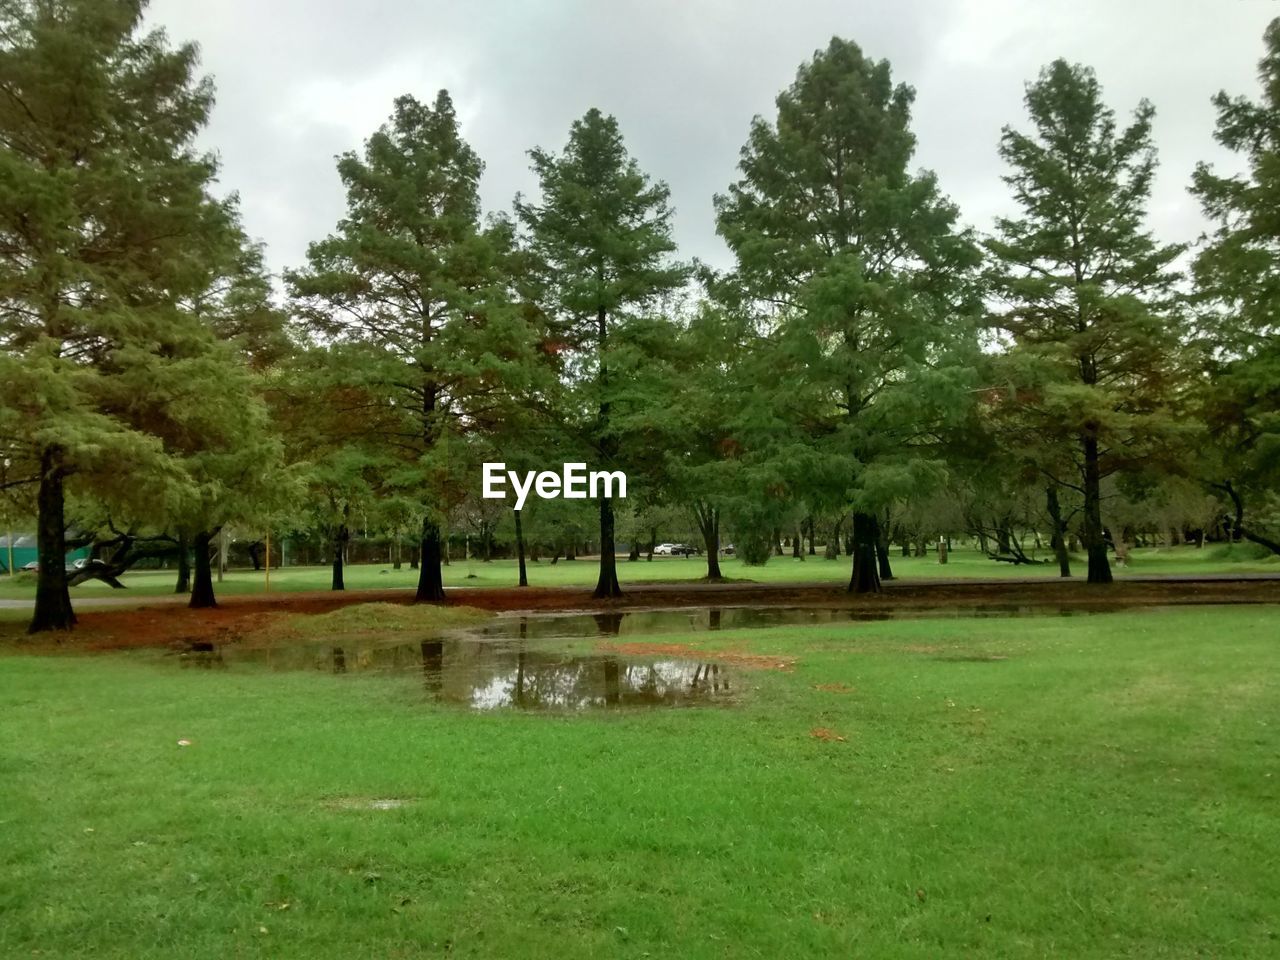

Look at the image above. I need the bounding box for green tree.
[715,37,980,593]
[287,91,535,602]
[988,60,1184,584]
[0,0,247,631]
[1190,19,1280,554]
[517,108,690,598]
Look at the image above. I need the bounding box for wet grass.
[2,605,1278,958]
[0,542,1274,601]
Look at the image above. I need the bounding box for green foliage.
[987,59,1186,578]
[715,37,981,538]
[1190,19,1280,550]
[287,91,539,595]
[0,0,282,624]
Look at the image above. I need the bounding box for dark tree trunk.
[592,300,622,599]
[825,519,841,559]
[409,541,419,569]
[874,515,893,581]
[848,512,882,594]
[1218,481,1280,556]
[247,541,262,571]
[593,497,622,598]
[807,516,816,555]
[647,526,657,561]
[1046,485,1072,578]
[393,533,402,571]
[174,531,191,594]
[1081,433,1112,584]
[791,530,802,559]
[996,521,1013,557]
[695,503,721,580]
[331,518,348,591]
[514,509,528,587]
[29,446,76,634]
[189,530,218,609]
[415,517,446,602]
[772,527,783,556]
[628,539,640,561]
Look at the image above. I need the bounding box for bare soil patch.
[4,577,1276,653]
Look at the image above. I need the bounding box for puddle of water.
[223,638,736,712]
[473,603,1121,642]
[197,603,1127,709]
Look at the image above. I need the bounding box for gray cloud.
[147,0,1276,278]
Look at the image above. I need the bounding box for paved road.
[2,572,1277,611]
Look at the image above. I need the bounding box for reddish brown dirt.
[4,577,1277,653]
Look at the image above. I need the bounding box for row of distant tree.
[3,1,1278,634]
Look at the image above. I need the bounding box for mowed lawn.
[2,606,1277,958]
[1,543,1275,601]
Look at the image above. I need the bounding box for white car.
[653,543,676,556]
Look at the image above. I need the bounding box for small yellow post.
[264,530,271,592]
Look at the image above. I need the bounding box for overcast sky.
[147,0,1276,278]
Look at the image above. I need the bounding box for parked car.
[721,543,736,556]
[21,560,39,572]
[670,543,699,556]
[653,542,677,556]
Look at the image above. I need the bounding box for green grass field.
[2,605,1278,958]
[1,542,1275,602]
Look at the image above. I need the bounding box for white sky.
[146,0,1276,277]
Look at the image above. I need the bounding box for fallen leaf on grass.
[809,727,847,743]
[813,683,854,693]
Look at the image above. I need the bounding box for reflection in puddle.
[212,603,1127,709]
[472,603,1121,642]
[226,638,735,711]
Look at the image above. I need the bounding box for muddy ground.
[4,577,1277,652]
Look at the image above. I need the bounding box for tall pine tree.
[988,60,1184,584]
[715,37,980,593]
[517,109,689,599]
[288,92,535,602]
[1190,19,1280,554]
[0,0,245,632]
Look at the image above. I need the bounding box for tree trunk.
[1081,433,1112,584]
[847,512,882,594]
[825,519,841,559]
[791,530,802,559]
[174,531,191,594]
[331,518,347,591]
[189,530,218,609]
[1219,482,1280,556]
[807,516,816,555]
[593,497,622,598]
[514,509,528,587]
[695,503,722,580]
[29,446,76,633]
[772,527,783,556]
[1046,485,1072,578]
[647,526,657,561]
[874,515,893,581]
[415,517,446,602]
